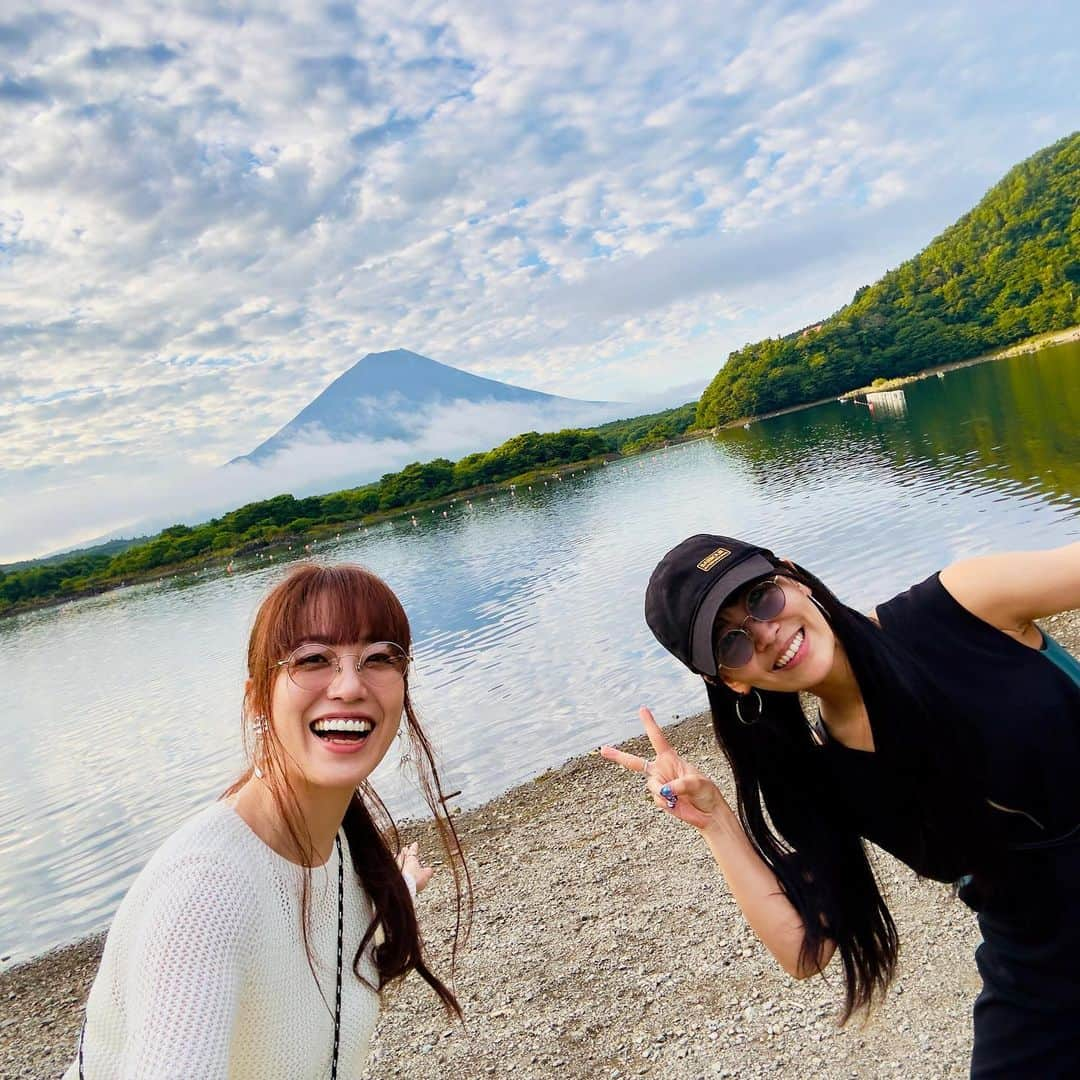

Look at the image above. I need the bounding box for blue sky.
[2,0,1079,560]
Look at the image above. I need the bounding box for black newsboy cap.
[644,534,778,677]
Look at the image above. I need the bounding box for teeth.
[774,629,804,670]
[312,718,373,735]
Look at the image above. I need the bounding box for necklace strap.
[330,832,344,1080]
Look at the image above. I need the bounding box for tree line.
[0,404,697,614]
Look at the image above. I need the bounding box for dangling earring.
[735,689,764,726]
[397,723,412,768]
[808,593,829,620]
[251,715,267,779]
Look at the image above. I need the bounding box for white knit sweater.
[66,799,407,1079]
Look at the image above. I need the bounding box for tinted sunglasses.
[714,577,787,668]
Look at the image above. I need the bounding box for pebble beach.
[3,609,1078,1080]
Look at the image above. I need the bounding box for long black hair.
[705,559,995,1022]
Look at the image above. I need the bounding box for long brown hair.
[224,562,471,1015]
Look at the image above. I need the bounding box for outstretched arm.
[601,707,835,980]
[939,541,1080,636]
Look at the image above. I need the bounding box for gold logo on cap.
[697,547,731,572]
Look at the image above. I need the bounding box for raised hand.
[396,841,434,893]
[600,706,732,830]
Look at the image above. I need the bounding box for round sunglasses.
[715,577,788,668]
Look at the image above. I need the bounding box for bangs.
[257,564,411,668]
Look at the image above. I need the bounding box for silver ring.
[641,758,651,778]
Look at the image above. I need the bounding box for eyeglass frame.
[714,576,790,669]
[273,640,411,690]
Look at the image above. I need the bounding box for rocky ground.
[3,609,1078,1080]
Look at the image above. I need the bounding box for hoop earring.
[252,715,267,779]
[735,690,764,726]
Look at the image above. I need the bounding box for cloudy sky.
[2,0,1079,561]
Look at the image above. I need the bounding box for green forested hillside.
[0,535,150,574]
[591,401,697,453]
[697,132,1080,426]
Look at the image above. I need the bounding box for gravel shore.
[4,609,1078,1080]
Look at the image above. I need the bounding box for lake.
[1,341,1077,967]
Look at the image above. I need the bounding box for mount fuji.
[230,349,624,466]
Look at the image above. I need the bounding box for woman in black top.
[601,535,1080,1078]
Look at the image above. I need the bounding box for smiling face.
[269,638,405,792]
[244,564,414,796]
[714,574,837,694]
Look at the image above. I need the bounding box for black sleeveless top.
[821,573,1080,1005]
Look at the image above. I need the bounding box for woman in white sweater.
[68,563,470,1079]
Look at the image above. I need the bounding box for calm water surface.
[1,343,1078,965]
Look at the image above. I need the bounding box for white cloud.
[2,0,1079,556]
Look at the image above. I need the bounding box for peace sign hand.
[600,707,732,831]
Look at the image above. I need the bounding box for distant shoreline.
[0,454,620,623]
[840,323,1080,398]
[716,322,1080,431]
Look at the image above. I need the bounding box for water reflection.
[716,342,1080,510]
